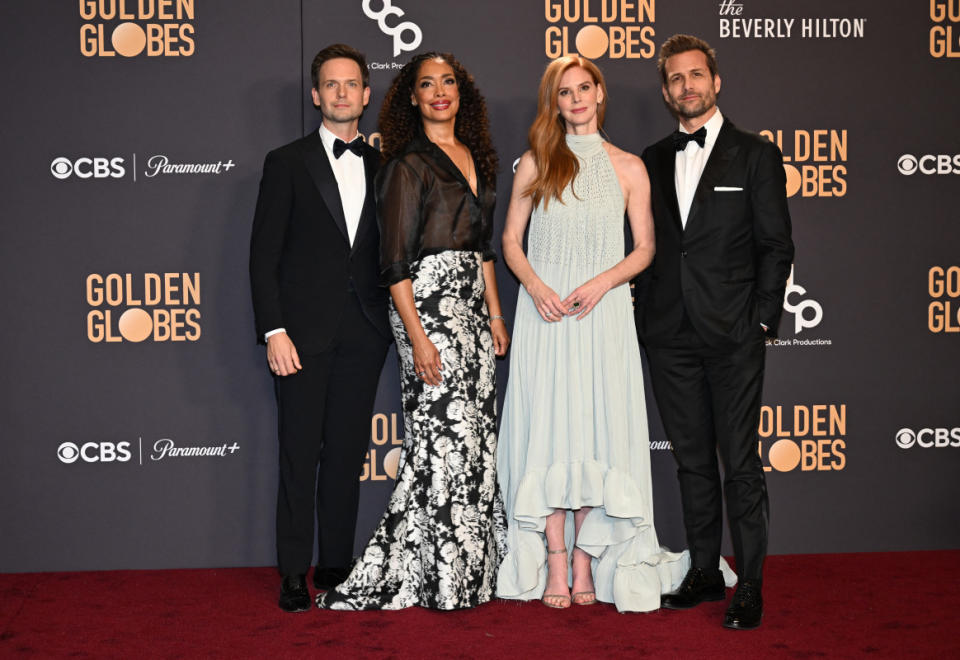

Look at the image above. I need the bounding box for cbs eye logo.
[895,428,916,448]
[57,441,132,463]
[897,155,918,176]
[50,156,126,180]
[897,153,960,176]
[895,427,960,449]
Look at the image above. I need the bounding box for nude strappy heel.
[541,548,571,609]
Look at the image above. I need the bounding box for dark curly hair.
[378,52,498,187]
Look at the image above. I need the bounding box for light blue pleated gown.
[495,133,730,612]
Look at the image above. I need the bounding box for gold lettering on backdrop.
[360,414,404,481]
[85,273,201,342]
[759,130,848,198]
[79,0,196,57]
[931,0,960,21]
[757,405,847,472]
[930,0,960,57]
[928,266,960,332]
[545,0,656,59]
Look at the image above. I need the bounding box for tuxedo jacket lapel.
[656,142,683,234]
[351,147,378,255]
[685,120,740,232]
[302,133,350,244]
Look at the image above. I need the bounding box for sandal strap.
[546,548,567,555]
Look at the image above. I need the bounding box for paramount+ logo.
[545,0,656,59]
[758,404,847,473]
[759,129,847,198]
[79,0,197,57]
[58,437,241,465]
[86,272,201,343]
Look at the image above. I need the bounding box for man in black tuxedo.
[638,34,793,630]
[249,43,391,612]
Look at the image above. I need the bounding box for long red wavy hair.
[525,56,608,209]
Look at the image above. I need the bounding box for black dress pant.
[274,294,389,576]
[645,316,769,581]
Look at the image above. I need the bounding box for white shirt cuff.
[264,328,286,341]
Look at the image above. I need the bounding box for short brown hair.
[311,43,369,90]
[657,34,718,84]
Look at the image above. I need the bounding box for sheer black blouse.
[377,132,497,286]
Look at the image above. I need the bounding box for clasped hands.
[527,276,612,323]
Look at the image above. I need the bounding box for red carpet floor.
[2,551,958,658]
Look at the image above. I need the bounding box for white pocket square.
[714,186,743,191]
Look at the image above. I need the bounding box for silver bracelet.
[490,315,505,321]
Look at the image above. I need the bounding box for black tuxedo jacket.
[249,131,391,355]
[639,118,794,349]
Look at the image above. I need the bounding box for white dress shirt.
[675,108,724,229]
[264,124,368,342]
[319,123,367,245]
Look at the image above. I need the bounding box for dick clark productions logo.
[363,0,421,57]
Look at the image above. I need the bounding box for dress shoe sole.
[723,615,762,630]
[661,591,726,610]
[278,599,311,613]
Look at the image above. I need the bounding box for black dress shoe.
[313,566,350,591]
[661,567,726,609]
[278,574,310,613]
[723,579,763,630]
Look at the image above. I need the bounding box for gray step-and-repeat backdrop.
[2,1,958,572]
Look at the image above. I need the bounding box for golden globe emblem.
[112,22,147,58]
[784,164,802,198]
[383,447,402,480]
[768,439,801,472]
[575,25,609,59]
[118,308,153,342]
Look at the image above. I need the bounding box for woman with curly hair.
[494,56,692,612]
[318,52,509,611]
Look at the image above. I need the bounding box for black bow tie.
[332,137,364,159]
[673,127,707,151]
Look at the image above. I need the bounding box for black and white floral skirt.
[318,251,507,610]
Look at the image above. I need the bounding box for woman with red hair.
[495,56,688,611]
